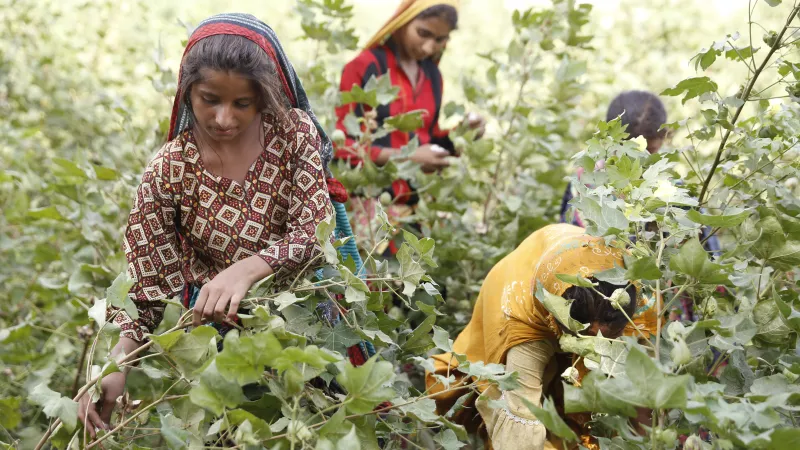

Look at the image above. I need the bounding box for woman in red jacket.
[334,0,484,255]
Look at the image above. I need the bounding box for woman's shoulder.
[343,47,388,72]
[142,134,189,181]
[276,108,319,137]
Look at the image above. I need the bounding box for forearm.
[112,337,144,371]
[234,255,274,285]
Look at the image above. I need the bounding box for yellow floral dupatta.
[426,224,660,446]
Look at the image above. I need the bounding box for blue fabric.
[316,201,375,358]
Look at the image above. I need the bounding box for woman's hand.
[78,336,141,438]
[463,112,486,139]
[78,371,125,438]
[410,144,450,173]
[193,256,272,326]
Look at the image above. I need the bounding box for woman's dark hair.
[417,5,458,29]
[566,279,637,334]
[178,34,289,126]
[606,90,667,140]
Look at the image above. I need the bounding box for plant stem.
[480,49,532,233]
[71,336,92,398]
[698,5,800,206]
[263,384,476,443]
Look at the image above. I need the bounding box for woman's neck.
[196,115,262,156]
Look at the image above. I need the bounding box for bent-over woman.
[426,224,659,450]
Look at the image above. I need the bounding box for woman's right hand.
[78,371,126,438]
[78,336,140,438]
[410,144,450,173]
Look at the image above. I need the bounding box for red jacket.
[334,40,454,204]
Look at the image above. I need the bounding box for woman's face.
[189,68,261,142]
[646,137,664,154]
[583,321,625,339]
[395,16,453,61]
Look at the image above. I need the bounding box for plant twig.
[698,5,800,206]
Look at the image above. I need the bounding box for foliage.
[2,0,800,449]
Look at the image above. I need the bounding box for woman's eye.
[202,97,217,104]
[235,102,251,108]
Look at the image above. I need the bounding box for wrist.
[240,256,274,284]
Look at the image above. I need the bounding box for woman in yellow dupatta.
[426,224,660,450]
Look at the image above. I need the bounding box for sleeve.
[481,340,556,450]
[112,147,185,342]
[258,111,334,280]
[334,58,385,166]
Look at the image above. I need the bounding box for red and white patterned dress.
[113,109,333,341]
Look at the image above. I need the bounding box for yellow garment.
[363,0,460,50]
[426,223,660,448]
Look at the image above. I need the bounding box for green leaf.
[335,425,362,450]
[337,356,396,414]
[0,397,21,429]
[564,371,639,417]
[93,165,119,180]
[432,325,453,352]
[88,299,107,327]
[434,428,465,450]
[189,362,246,415]
[106,271,137,320]
[318,407,348,438]
[401,315,436,356]
[27,206,66,221]
[536,284,587,332]
[768,428,800,450]
[669,238,729,284]
[522,397,578,442]
[272,345,340,373]
[396,397,439,422]
[215,409,272,440]
[52,157,88,178]
[384,110,425,133]
[161,417,191,449]
[29,384,78,431]
[687,209,750,227]
[319,321,363,354]
[272,291,308,311]
[555,273,596,287]
[152,326,218,375]
[216,330,283,385]
[661,76,719,104]
[397,244,426,295]
[571,196,629,235]
[624,256,663,281]
[626,347,689,409]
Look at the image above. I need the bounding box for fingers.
[227,292,244,323]
[83,402,107,439]
[99,393,118,425]
[193,285,210,327]
[213,293,230,323]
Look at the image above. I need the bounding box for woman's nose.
[215,106,235,128]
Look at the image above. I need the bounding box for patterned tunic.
[113,109,333,341]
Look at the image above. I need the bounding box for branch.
[698,6,800,206]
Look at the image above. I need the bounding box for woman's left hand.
[463,112,486,139]
[192,257,271,326]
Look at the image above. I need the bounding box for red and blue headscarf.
[168,13,337,183]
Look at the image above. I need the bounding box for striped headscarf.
[168,13,334,175]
